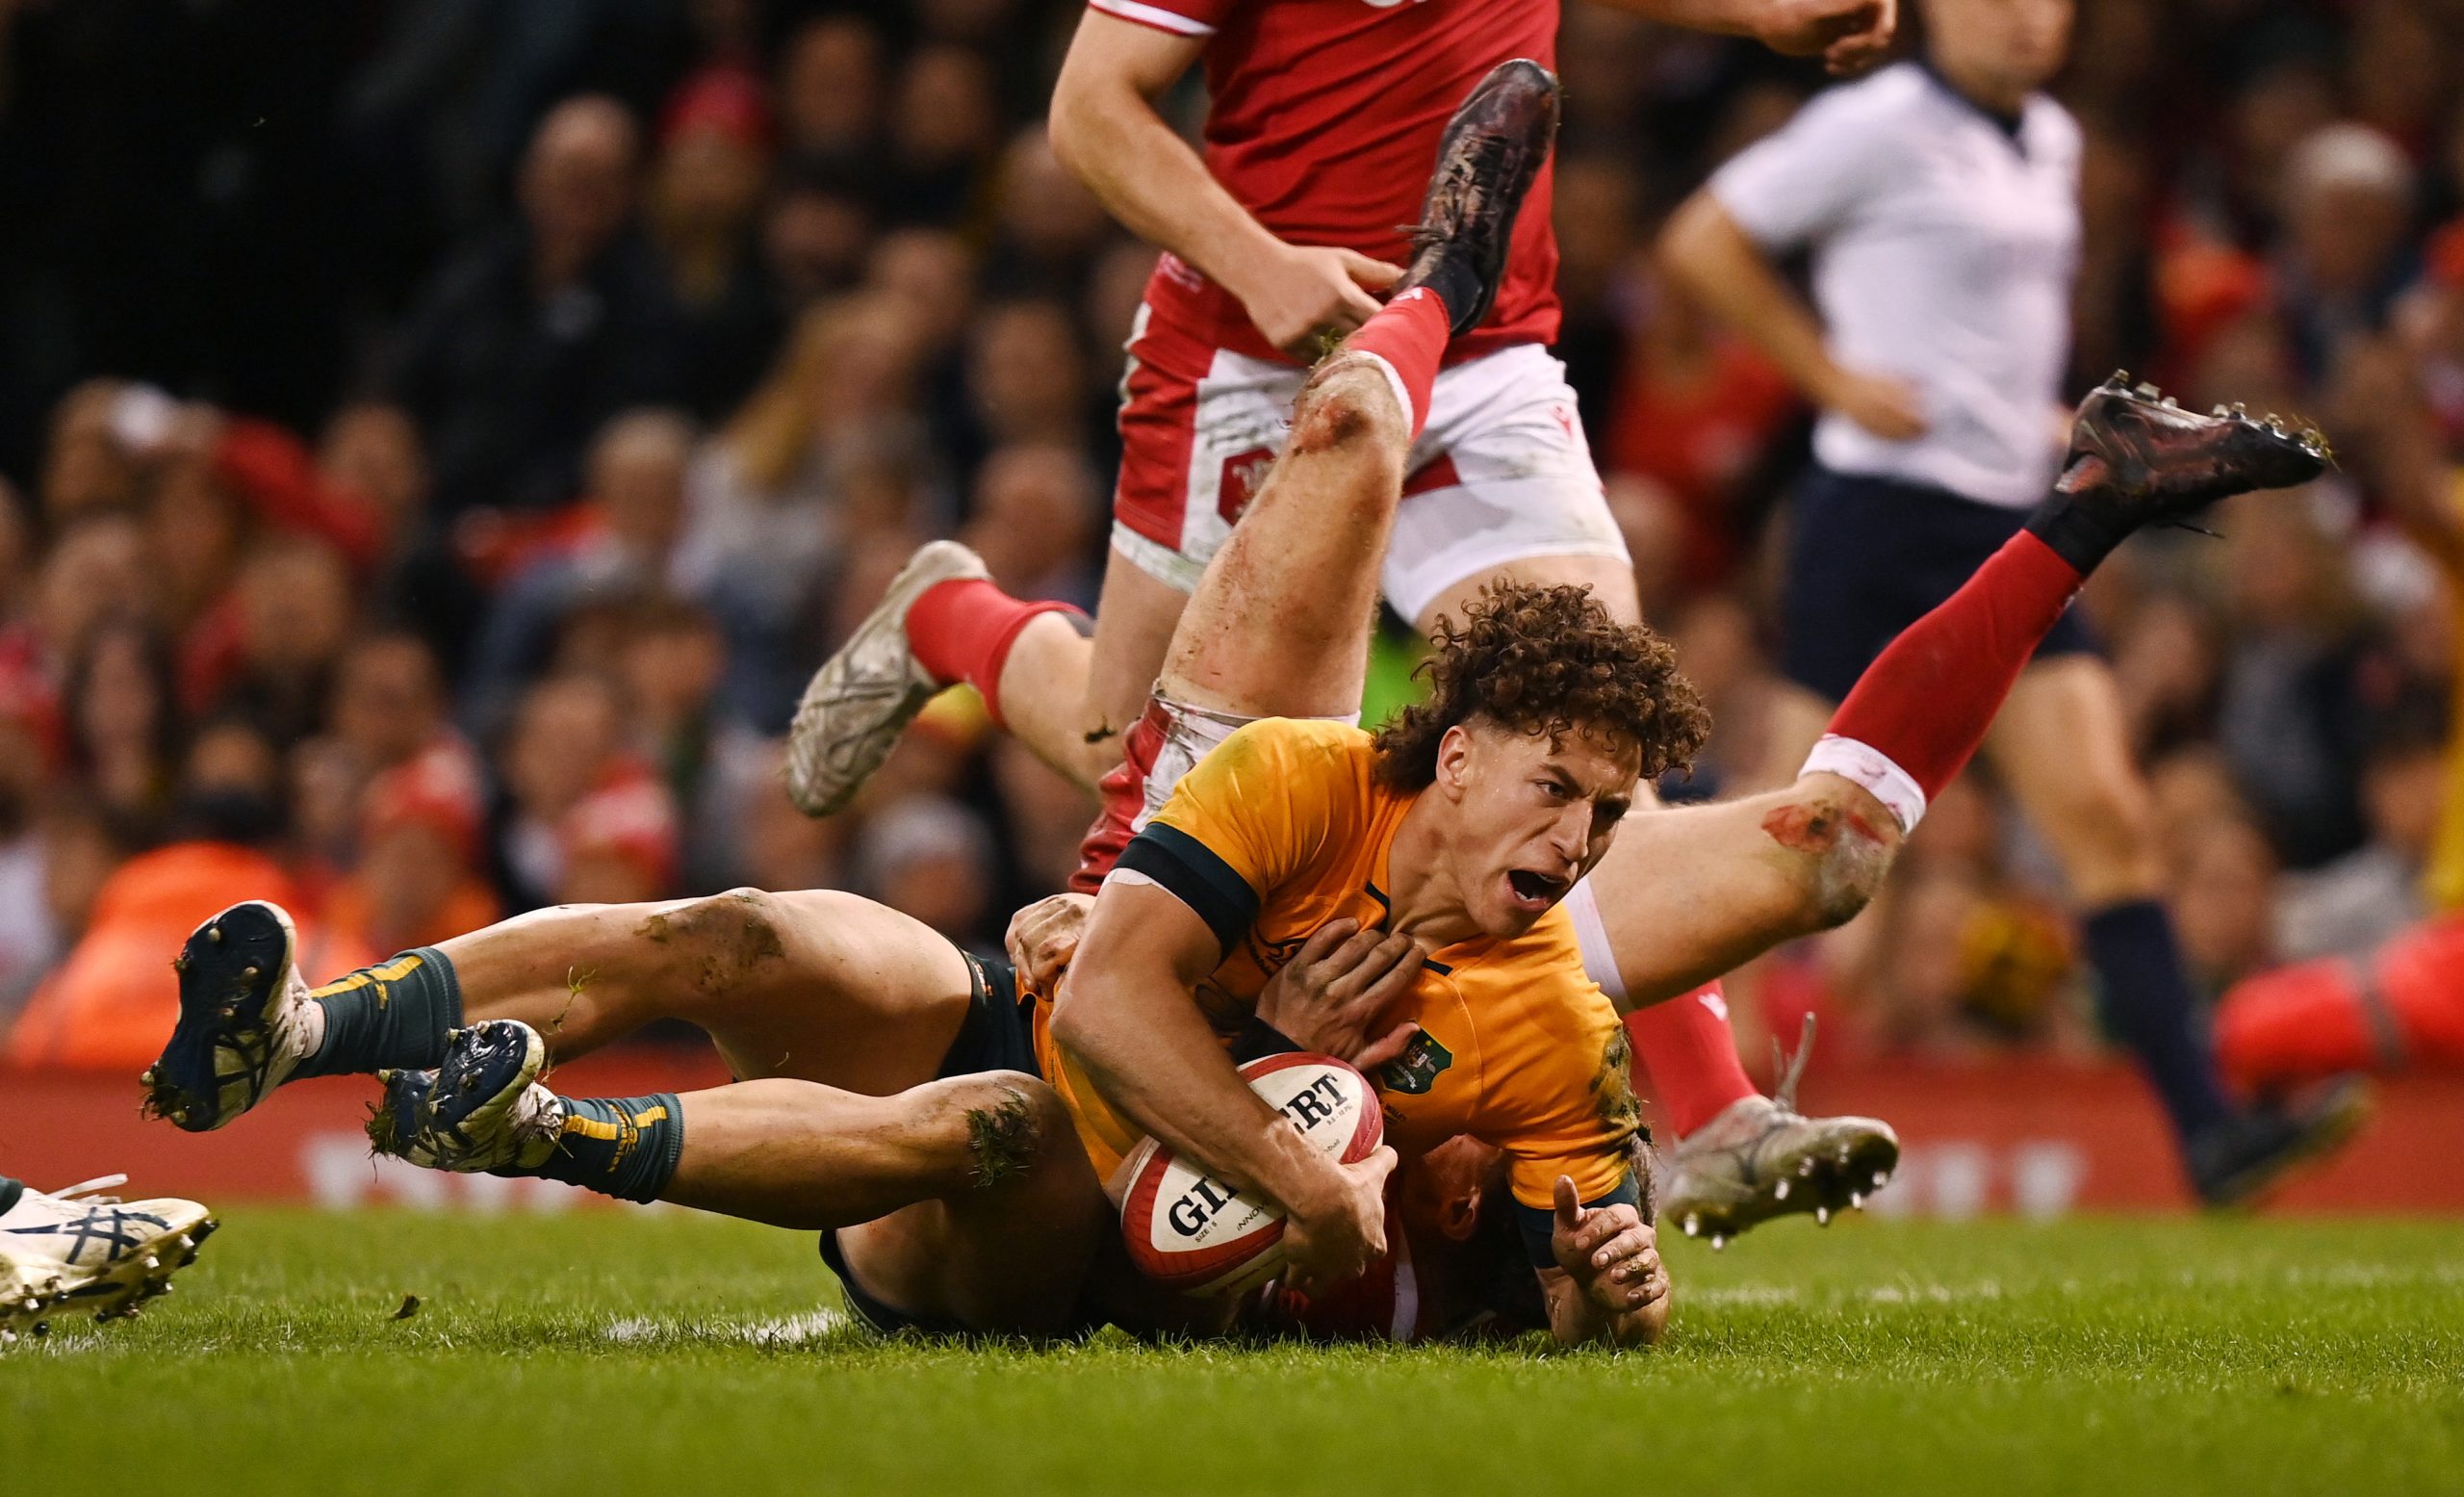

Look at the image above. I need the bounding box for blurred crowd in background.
[1,0,2461,1075]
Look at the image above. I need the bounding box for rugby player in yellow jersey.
[1052,596,1693,1342]
[141,64,2329,1341]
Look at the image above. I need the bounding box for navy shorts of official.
[1780,463,2097,704]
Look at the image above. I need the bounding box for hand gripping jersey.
[1090,0,1562,364]
[1033,717,1640,1259]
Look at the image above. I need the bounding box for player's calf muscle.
[664,1072,1070,1229]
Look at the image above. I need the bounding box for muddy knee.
[1765,781,1900,931]
[635,888,794,994]
[928,1071,1070,1189]
[1286,358,1409,478]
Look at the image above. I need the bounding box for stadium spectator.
[760,155,880,310]
[496,672,678,911]
[962,444,1101,609]
[615,597,767,892]
[650,63,783,419]
[2274,122,2419,379]
[389,95,682,518]
[985,129,1113,302]
[4,717,325,1069]
[882,45,1001,227]
[465,408,696,733]
[775,14,886,162]
[2274,688,2445,961]
[64,620,180,837]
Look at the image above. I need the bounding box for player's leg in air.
[0,1172,214,1344]
[1746,555,2365,1208]
[1574,378,2358,1226]
[783,66,1885,1246]
[141,892,1107,1336]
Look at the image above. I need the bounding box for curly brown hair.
[1372,581,1709,790]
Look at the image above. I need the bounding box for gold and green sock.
[295,949,464,1077]
[516,1094,685,1204]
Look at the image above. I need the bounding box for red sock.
[1340,288,1452,441]
[904,579,1081,730]
[1811,529,2084,829]
[1626,982,1757,1137]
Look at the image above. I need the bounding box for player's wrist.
[1263,1124,1351,1222]
[1217,230,1299,311]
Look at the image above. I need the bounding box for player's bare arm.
[1050,880,1399,1285]
[1540,1174,1670,1346]
[1048,11,1402,355]
[1658,191,1928,441]
[1011,896,1425,1072]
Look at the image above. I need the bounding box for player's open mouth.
[1505,868,1570,910]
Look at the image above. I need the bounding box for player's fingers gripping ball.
[1119,1053,1383,1297]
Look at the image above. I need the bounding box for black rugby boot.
[2029,373,2331,573]
[1394,59,1561,336]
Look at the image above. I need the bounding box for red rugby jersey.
[1091,0,1561,364]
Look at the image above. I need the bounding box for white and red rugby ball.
[1119,1052,1384,1298]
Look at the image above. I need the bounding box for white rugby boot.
[1657,1018,1900,1250]
[0,1176,215,1342]
[784,539,991,817]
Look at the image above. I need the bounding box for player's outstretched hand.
[1753,0,1897,75]
[1006,891,1096,991]
[1255,917,1425,1072]
[1281,1143,1398,1293]
[1551,1174,1668,1317]
[1229,243,1404,359]
[1819,365,1930,441]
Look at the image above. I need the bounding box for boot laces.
[50,1174,131,1204]
[1399,135,1512,249]
[1769,1014,1819,1116]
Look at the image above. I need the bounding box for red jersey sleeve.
[1086,0,1236,38]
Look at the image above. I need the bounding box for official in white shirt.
[1659,0,2351,1202]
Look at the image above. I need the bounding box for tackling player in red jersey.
[790,0,1907,1242]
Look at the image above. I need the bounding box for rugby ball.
[1118,1052,1383,1298]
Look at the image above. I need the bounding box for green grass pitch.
[6,1209,2461,1495]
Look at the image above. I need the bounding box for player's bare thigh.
[439,889,973,1097]
[1158,356,1410,718]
